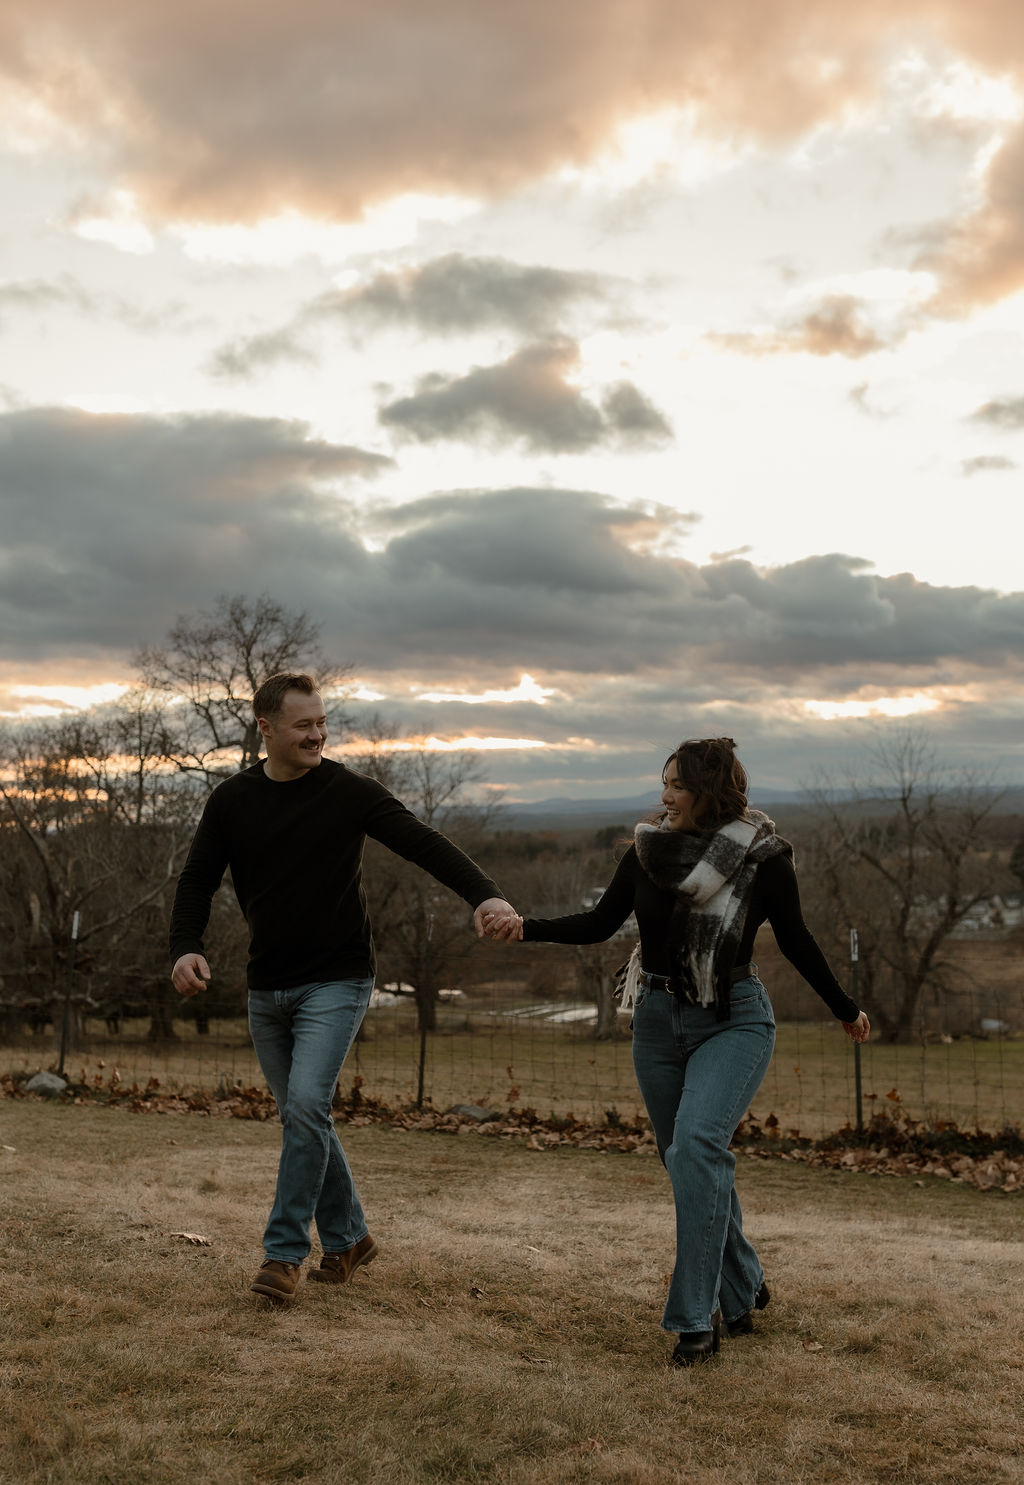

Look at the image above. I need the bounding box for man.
[170,672,515,1302]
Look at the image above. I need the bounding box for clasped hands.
[473,898,523,941]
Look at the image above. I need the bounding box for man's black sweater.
[523,845,859,1022]
[169,758,503,992]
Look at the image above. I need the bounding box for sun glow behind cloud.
[63,394,155,415]
[896,52,1024,127]
[5,682,130,718]
[172,195,479,268]
[803,692,943,721]
[71,191,156,255]
[411,673,558,705]
[343,735,550,753]
[561,107,748,192]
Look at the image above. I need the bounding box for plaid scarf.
[620,810,792,1017]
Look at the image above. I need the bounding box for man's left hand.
[474,898,523,940]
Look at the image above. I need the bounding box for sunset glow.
[342,735,550,754]
[8,683,131,716]
[412,674,558,706]
[804,694,944,722]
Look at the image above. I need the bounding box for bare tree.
[134,593,352,783]
[351,736,501,1034]
[517,844,635,1039]
[1010,836,1024,890]
[802,728,1003,1042]
[0,696,197,1042]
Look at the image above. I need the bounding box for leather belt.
[638,962,758,992]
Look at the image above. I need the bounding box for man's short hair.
[251,672,320,722]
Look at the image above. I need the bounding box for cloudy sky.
[2,0,1023,801]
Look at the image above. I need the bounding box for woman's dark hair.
[662,736,748,832]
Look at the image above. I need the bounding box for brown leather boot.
[250,1258,301,1301]
[307,1233,378,1285]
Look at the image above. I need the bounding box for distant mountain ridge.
[506,786,810,814]
[499,783,1024,831]
[499,787,813,830]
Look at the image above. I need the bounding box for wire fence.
[4,978,1022,1138]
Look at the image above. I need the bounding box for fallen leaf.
[802,1339,824,1352]
[170,1231,212,1246]
[524,1245,542,1253]
[470,1285,484,1299]
[2,1144,15,1153]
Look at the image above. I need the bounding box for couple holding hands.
[170,673,868,1366]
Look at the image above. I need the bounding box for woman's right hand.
[481,911,523,942]
[841,1011,870,1043]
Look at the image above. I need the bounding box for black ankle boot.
[672,1309,722,1367]
[727,1280,771,1338]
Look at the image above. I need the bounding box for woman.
[484,737,869,1366]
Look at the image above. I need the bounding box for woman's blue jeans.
[248,977,374,1265]
[631,974,775,1334]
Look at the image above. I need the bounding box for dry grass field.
[1,1101,1022,1485]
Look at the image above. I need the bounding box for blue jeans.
[248,977,374,1265]
[631,974,775,1334]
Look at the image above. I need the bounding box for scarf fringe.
[617,943,642,1010]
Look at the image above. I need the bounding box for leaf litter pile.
[3,1068,1021,1193]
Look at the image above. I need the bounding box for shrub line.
[3,1069,1021,1193]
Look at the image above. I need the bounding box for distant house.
[953,894,1024,934]
[581,887,636,939]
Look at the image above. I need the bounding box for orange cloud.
[920,122,1024,313]
[0,1,976,218]
[709,296,894,359]
[3,1,1024,316]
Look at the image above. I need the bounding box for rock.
[449,1103,500,1123]
[25,1071,67,1098]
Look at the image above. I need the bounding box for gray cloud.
[371,490,697,600]
[208,327,319,379]
[378,340,672,452]
[2,407,1022,698]
[970,397,1024,430]
[331,255,615,337]
[0,408,390,657]
[961,455,1016,476]
[600,382,673,439]
[207,255,623,380]
[0,273,197,338]
[849,382,896,419]
[0,277,93,318]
